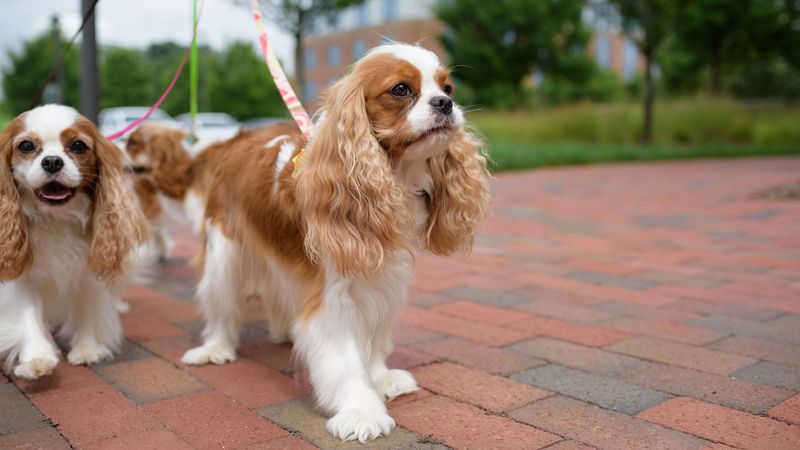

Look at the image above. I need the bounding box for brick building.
[302,0,643,106]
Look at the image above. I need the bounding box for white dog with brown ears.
[181,44,490,442]
[0,104,147,379]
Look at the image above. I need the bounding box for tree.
[673,0,800,95]
[241,0,365,101]
[436,0,593,108]
[2,27,80,114]
[100,47,152,109]
[208,42,287,119]
[605,0,681,144]
[144,42,215,116]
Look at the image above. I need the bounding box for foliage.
[208,42,286,119]
[471,97,800,148]
[100,47,152,109]
[436,0,593,108]
[1,32,288,120]
[487,140,800,172]
[2,28,80,113]
[538,67,623,105]
[671,0,800,95]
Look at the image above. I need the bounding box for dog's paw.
[375,369,419,401]
[68,343,113,365]
[326,408,395,442]
[181,344,236,365]
[14,356,59,379]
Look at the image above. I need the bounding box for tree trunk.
[710,49,722,95]
[642,51,654,145]
[294,29,305,102]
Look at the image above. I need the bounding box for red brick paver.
[2,157,799,448]
[638,397,800,450]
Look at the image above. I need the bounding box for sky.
[0,0,295,73]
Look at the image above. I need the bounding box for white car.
[176,112,241,143]
[99,107,183,142]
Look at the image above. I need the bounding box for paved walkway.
[2,157,800,449]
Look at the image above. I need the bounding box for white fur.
[273,140,295,193]
[0,106,126,378]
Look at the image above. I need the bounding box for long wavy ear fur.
[423,130,490,255]
[87,127,148,282]
[150,128,192,199]
[295,78,413,277]
[0,122,32,281]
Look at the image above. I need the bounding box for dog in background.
[125,122,247,260]
[0,104,147,379]
[181,44,490,442]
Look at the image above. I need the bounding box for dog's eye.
[391,83,410,97]
[17,140,36,153]
[443,84,453,96]
[70,140,88,153]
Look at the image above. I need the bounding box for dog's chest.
[28,218,91,292]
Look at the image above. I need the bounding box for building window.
[356,3,368,27]
[595,34,611,69]
[352,39,367,60]
[623,38,638,80]
[327,44,341,67]
[303,81,318,102]
[304,49,317,70]
[383,0,397,22]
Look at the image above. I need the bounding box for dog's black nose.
[41,156,64,174]
[430,96,453,115]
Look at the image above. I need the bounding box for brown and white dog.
[125,122,237,259]
[181,44,490,441]
[0,104,147,379]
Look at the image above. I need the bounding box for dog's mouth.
[125,165,151,175]
[420,123,452,139]
[411,123,454,146]
[34,181,76,205]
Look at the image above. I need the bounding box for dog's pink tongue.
[40,183,71,200]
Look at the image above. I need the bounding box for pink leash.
[104,48,191,141]
[105,2,202,141]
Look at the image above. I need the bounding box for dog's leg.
[66,280,122,365]
[368,328,418,401]
[294,281,395,443]
[182,224,241,365]
[5,285,60,379]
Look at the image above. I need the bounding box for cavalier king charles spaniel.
[180,44,490,441]
[0,104,147,379]
[125,122,232,259]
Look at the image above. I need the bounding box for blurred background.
[1,0,799,170]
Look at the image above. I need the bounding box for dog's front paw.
[326,408,395,442]
[181,344,236,365]
[14,356,59,379]
[375,369,419,401]
[68,343,113,365]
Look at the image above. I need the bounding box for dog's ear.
[295,78,413,277]
[150,128,192,199]
[0,118,33,281]
[85,122,148,282]
[423,130,490,255]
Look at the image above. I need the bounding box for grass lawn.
[488,141,800,172]
[471,97,800,171]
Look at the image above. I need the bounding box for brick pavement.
[2,157,799,449]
